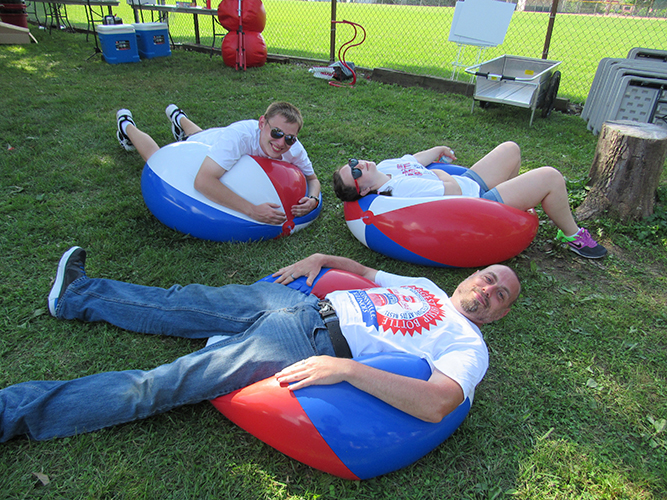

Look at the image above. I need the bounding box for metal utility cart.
[465,55,562,126]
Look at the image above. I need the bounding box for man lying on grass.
[0,247,520,441]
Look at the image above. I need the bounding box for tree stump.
[576,120,667,222]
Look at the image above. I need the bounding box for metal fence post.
[542,0,559,59]
[329,0,336,63]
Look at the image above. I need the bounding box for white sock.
[120,119,133,135]
[567,228,581,238]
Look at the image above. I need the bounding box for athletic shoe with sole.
[116,109,136,151]
[165,104,188,142]
[557,228,608,259]
[48,246,87,316]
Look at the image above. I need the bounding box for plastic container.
[133,22,170,59]
[97,24,140,65]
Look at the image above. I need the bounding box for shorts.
[460,170,504,204]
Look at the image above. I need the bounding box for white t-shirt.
[376,155,480,198]
[186,119,315,177]
[326,270,488,401]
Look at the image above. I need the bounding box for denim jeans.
[459,169,504,203]
[0,278,335,442]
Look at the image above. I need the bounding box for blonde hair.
[264,102,303,131]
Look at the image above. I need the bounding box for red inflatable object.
[212,375,359,479]
[345,196,538,268]
[211,269,376,479]
[217,0,266,32]
[221,31,267,68]
[342,163,539,268]
[310,268,375,298]
[210,269,474,479]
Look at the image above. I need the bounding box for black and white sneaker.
[48,246,87,316]
[116,109,136,151]
[165,104,188,142]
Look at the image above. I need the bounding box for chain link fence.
[27,0,667,103]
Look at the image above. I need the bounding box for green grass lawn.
[28,0,667,102]
[1,29,666,499]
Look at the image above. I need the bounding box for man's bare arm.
[272,253,378,286]
[194,156,287,224]
[275,356,464,423]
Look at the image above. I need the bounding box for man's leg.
[116,109,160,161]
[1,248,336,441]
[0,299,334,442]
[165,104,203,141]
[51,248,314,339]
[469,141,522,189]
[58,279,315,339]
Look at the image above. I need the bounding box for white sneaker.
[165,104,188,141]
[116,109,136,151]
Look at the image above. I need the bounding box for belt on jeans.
[317,300,352,359]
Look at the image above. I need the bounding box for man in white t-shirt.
[115,102,321,225]
[272,252,518,421]
[0,247,520,441]
[332,142,607,259]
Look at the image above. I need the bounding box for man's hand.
[248,203,287,225]
[290,196,319,218]
[195,158,288,224]
[272,253,377,287]
[275,355,465,423]
[275,356,351,391]
[272,253,327,286]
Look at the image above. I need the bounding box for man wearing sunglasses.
[116,101,320,225]
[332,141,607,259]
[0,246,520,441]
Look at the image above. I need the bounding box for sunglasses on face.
[266,119,298,146]
[348,159,362,194]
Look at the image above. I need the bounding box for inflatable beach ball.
[141,141,321,242]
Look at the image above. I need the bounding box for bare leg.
[178,116,203,137]
[470,141,522,189]
[494,166,580,236]
[166,105,203,140]
[125,124,160,162]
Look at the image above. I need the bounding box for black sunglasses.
[348,159,362,194]
[266,119,298,146]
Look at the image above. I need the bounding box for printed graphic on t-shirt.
[350,286,445,336]
[395,162,426,177]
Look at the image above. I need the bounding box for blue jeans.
[0,278,334,442]
[460,170,504,203]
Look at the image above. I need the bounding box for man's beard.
[459,286,486,314]
[459,295,481,314]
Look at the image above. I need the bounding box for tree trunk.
[576,120,667,222]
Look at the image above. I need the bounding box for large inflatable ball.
[221,32,267,68]
[209,268,472,480]
[217,0,267,68]
[217,0,266,31]
[140,141,321,242]
[344,164,539,268]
